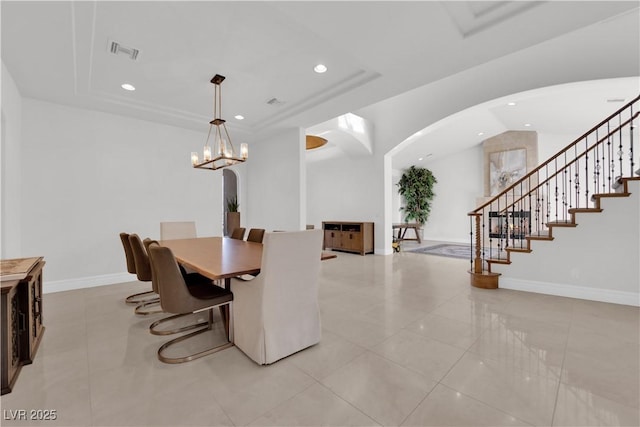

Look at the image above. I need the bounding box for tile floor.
[2,245,639,426]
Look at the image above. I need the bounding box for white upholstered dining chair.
[231,229,323,365]
[160,221,197,240]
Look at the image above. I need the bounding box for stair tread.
[486,258,510,264]
[468,270,500,277]
[592,192,630,198]
[569,208,603,213]
[527,235,554,240]
[506,248,532,253]
[547,221,577,227]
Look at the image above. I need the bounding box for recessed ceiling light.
[418,157,423,161]
[234,115,244,120]
[314,64,327,73]
[478,132,484,136]
[507,102,516,106]
[121,83,135,91]
[524,123,531,127]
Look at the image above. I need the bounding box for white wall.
[420,144,484,243]
[20,99,222,291]
[246,127,305,232]
[1,62,23,258]
[493,180,640,306]
[537,132,580,162]
[306,155,378,231]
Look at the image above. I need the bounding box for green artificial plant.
[226,196,239,212]
[397,166,437,225]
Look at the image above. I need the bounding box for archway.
[222,169,239,236]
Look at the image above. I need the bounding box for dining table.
[159,236,336,342]
[159,236,336,290]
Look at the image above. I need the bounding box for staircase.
[468,94,639,289]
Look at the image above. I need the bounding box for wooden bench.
[392,223,422,244]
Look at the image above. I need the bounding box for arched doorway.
[222,169,239,236]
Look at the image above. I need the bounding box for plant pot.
[226,212,240,237]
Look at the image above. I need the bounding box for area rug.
[407,244,473,259]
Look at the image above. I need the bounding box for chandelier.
[192,74,248,170]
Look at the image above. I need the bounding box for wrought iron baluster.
[545,164,551,227]
[607,121,613,191]
[630,103,635,176]
[594,128,600,196]
[619,112,624,178]
[584,135,590,207]
[553,158,559,221]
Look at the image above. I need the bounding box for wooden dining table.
[159,236,337,290]
[159,236,336,342]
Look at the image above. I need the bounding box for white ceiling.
[2,1,639,164]
[390,77,640,171]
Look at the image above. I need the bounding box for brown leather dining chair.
[121,232,157,306]
[128,234,163,315]
[230,227,246,240]
[147,243,234,364]
[235,228,266,281]
[147,241,211,336]
[246,228,265,243]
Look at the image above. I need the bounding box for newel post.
[473,214,482,274]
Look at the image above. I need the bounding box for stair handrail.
[495,111,639,214]
[470,94,640,215]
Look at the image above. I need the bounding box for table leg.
[220,277,231,341]
[414,226,421,244]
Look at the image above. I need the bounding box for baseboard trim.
[44,272,134,294]
[500,277,640,307]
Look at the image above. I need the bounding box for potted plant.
[226,196,240,236]
[397,166,437,228]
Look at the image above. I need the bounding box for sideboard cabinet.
[1,258,45,395]
[322,222,374,255]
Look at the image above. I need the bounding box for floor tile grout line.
[241,368,318,426]
[549,301,575,427]
[316,380,385,426]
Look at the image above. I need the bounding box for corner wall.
[1,62,23,258]
[20,99,223,291]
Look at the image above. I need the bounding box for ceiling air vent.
[607,98,625,103]
[266,97,285,106]
[109,40,140,61]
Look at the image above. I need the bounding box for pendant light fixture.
[192,74,248,170]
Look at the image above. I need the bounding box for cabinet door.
[324,230,337,249]
[342,231,362,252]
[20,262,45,364]
[2,284,23,395]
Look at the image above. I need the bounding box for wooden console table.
[322,221,374,255]
[1,257,45,395]
[393,223,422,244]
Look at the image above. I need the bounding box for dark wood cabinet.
[1,258,45,395]
[322,222,374,255]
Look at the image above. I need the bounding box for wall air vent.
[607,98,625,103]
[109,41,140,61]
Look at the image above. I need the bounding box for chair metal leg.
[125,289,156,305]
[156,304,233,364]
[149,312,209,336]
[134,297,163,315]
